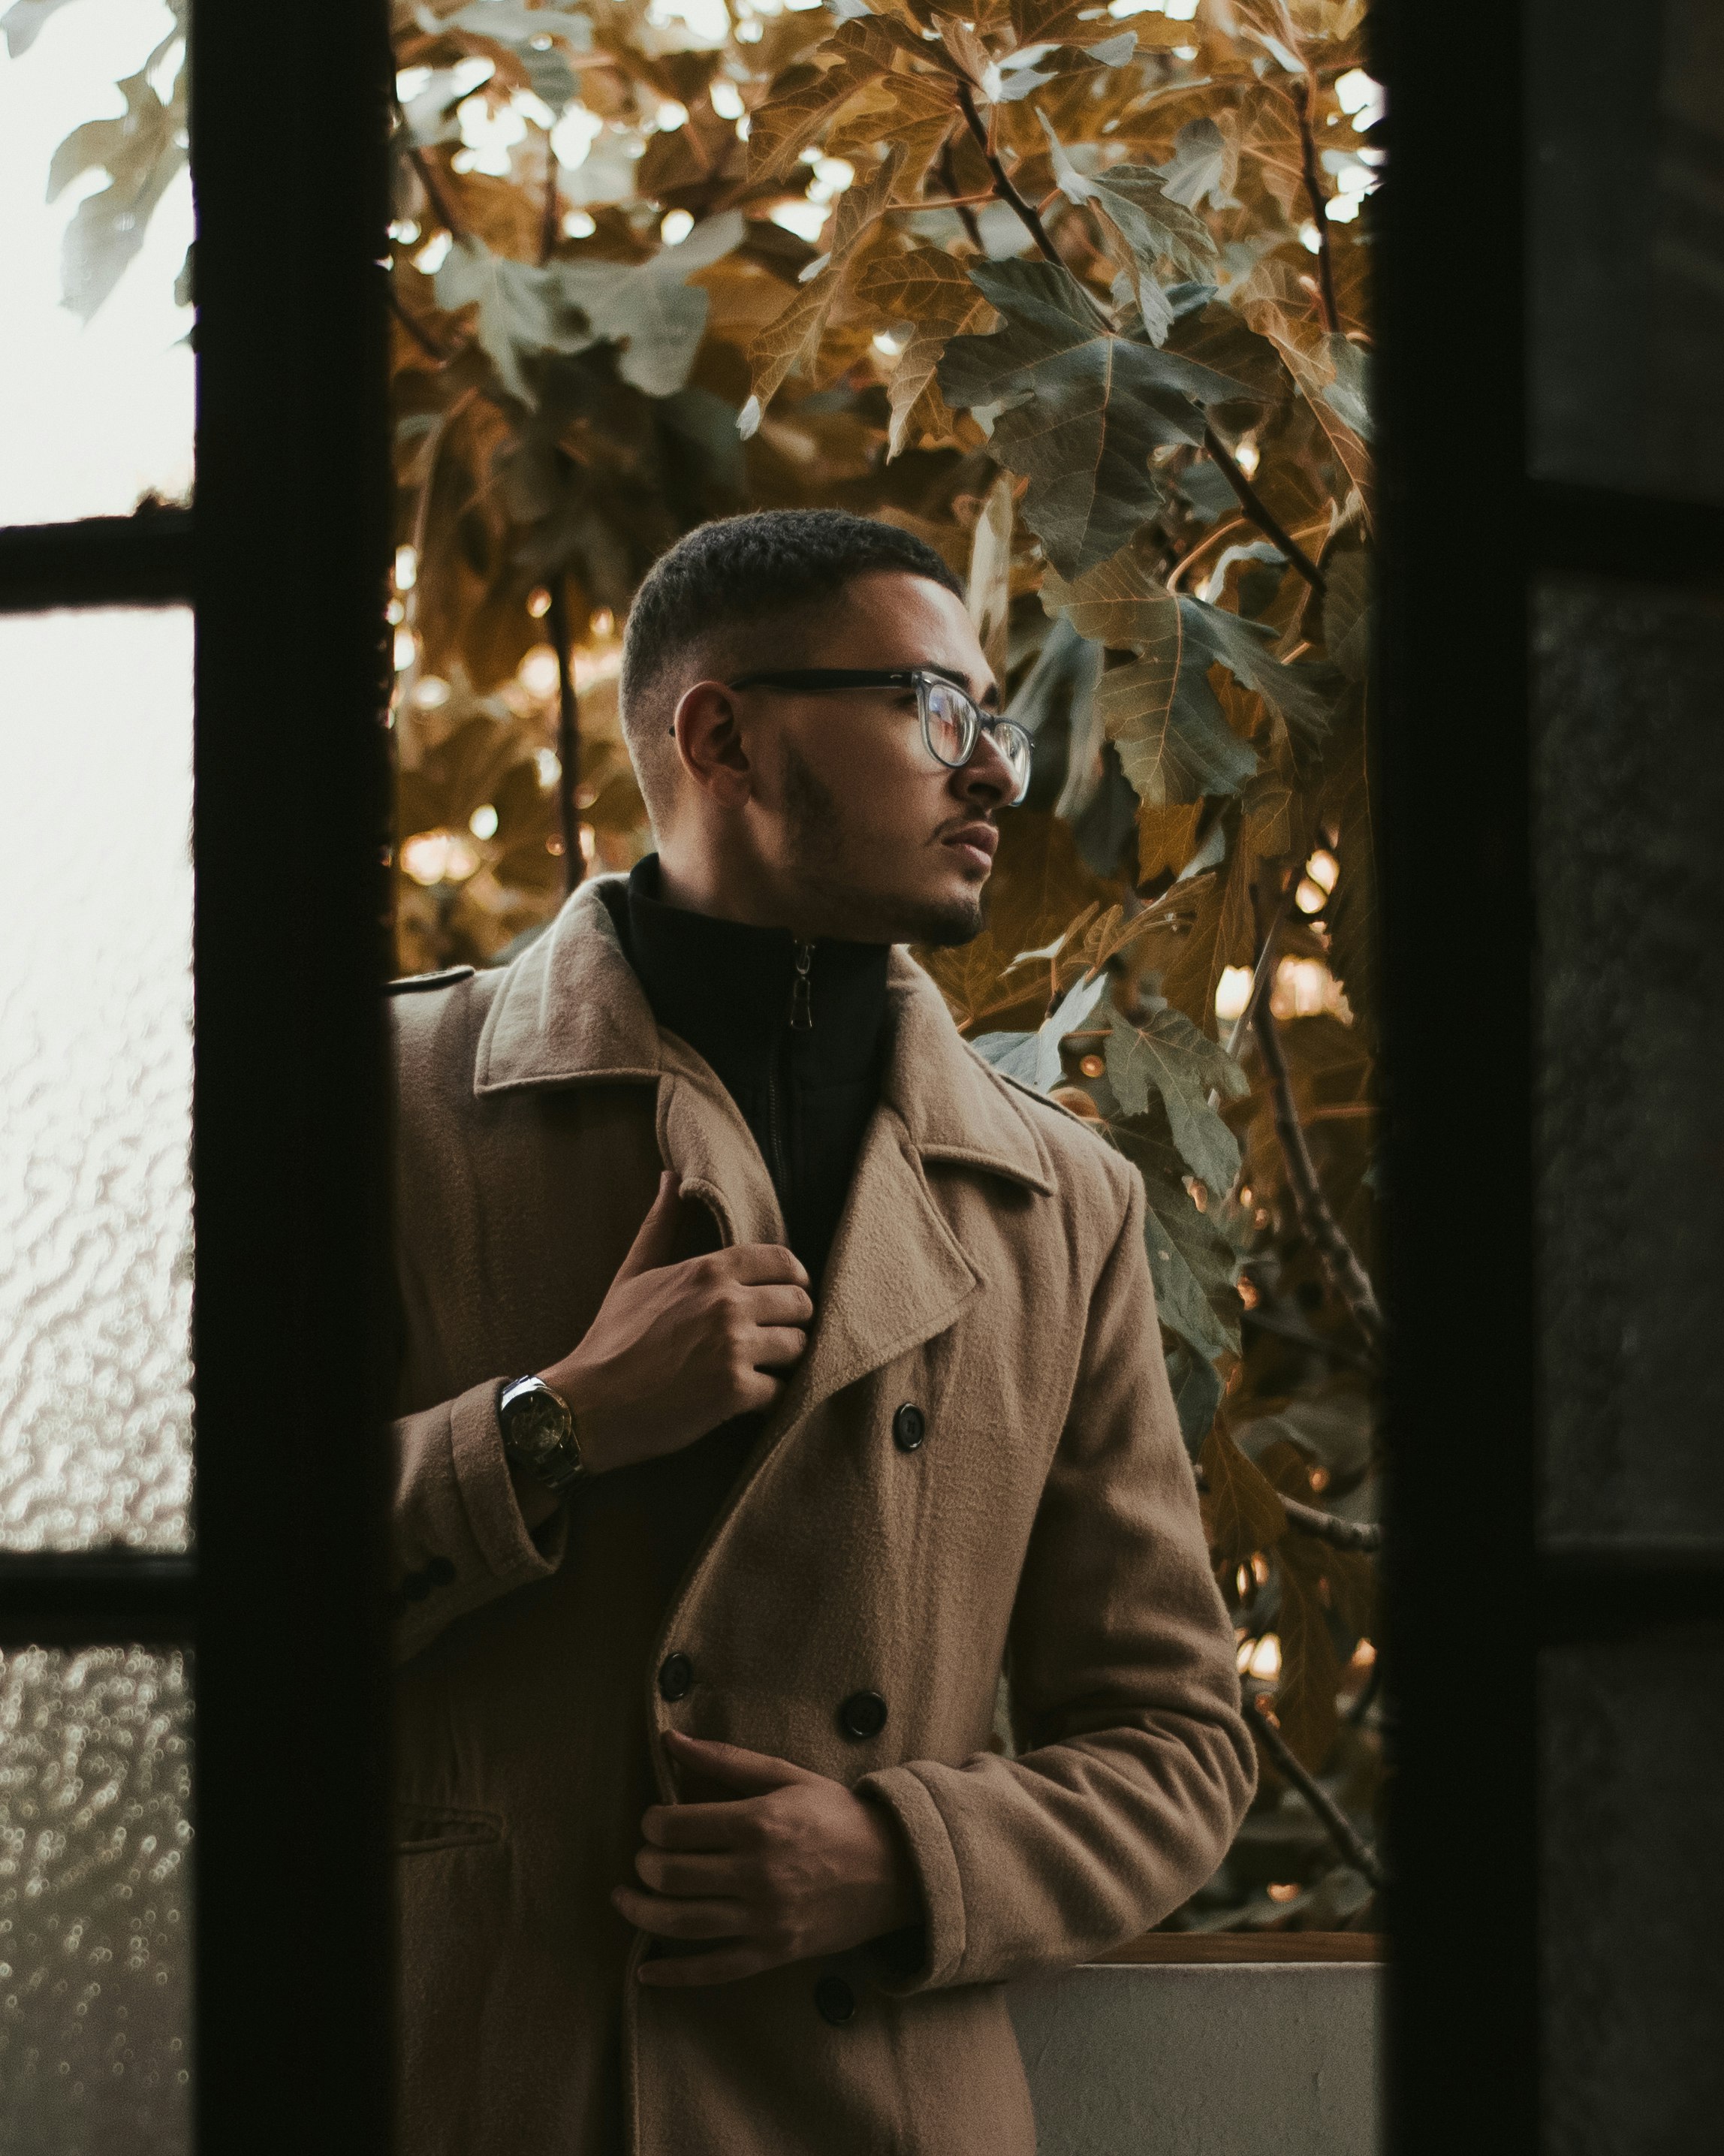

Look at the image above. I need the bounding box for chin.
[894,885,988,948]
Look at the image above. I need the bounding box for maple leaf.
[1106,997,1248,1190]
[745,17,897,185]
[938,259,1246,578]
[740,150,903,432]
[1111,1102,1242,1367]
[855,244,993,457]
[1038,116,1216,345]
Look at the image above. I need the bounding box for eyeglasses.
[716,667,1032,807]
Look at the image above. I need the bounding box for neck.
[654,843,835,941]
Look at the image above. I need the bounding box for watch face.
[509,1388,568,1466]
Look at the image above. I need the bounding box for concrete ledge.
[1008,1960,1382,2156]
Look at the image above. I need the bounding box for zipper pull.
[790,941,814,1032]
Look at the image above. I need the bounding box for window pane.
[0,1646,193,2156]
[1541,1630,1724,2154]
[0,610,192,1550]
[0,0,193,526]
[1533,575,1724,1549]
[1528,0,1724,502]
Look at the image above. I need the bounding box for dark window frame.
[1376,6,1724,2152]
[0,3,396,2147]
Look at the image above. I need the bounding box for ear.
[671,680,755,807]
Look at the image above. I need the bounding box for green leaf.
[1111,1103,1242,1366]
[1105,1000,1246,1191]
[1165,1342,1225,1455]
[1178,595,1336,746]
[437,213,742,404]
[1038,116,1216,347]
[436,236,594,404]
[1042,548,1259,808]
[48,67,187,320]
[938,259,1246,578]
[2,0,80,58]
[558,210,744,397]
[1319,331,1373,442]
[1157,116,1237,210]
[423,2,593,109]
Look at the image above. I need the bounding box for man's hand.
[538,1171,812,1479]
[612,1729,923,1987]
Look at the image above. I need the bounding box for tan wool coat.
[388,876,1255,2156]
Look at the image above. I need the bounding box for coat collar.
[472,876,1056,1200]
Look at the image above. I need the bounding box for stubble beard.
[780,743,987,948]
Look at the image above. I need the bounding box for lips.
[941,822,999,869]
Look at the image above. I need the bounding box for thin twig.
[1225,885,1294,1063]
[547,571,583,896]
[953,81,1119,330]
[540,134,559,267]
[1203,426,1327,594]
[1247,1691,1385,1889]
[1165,515,1251,595]
[410,146,464,240]
[936,139,985,251]
[1251,991,1383,1352]
[1278,1494,1382,1552]
[1293,78,1340,335]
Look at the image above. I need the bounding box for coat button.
[838,1690,888,1740]
[815,1974,855,2025]
[658,1652,693,1702]
[891,1402,927,1452]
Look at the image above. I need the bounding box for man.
[388,509,1255,2156]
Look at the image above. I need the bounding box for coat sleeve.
[852,1167,1255,1992]
[388,1292,567,1667]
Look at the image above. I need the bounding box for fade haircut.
[618,509,964,830]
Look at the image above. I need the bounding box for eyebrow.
[921,662,1001,709]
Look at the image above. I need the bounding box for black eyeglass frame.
[698,666,1033,806]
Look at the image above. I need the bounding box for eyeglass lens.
[923,677,1031,801]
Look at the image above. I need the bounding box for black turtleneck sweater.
[613,855,891,1289]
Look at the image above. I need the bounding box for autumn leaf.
[745,17,897,185]
[855,243,993,457]
[939,259,1247,577]
[434,237,594,405]
[824,65,957,201]
[1038,116,1216,345]
[1105,997,1248,1190]
[740,150,903,430]
[1200,1422,1288,1567]
[555,211,746,397]
[49,67,186,320]
[967,472,1014,685]
[1112,1102,1243,1367]
[1273,1536,1343,1771]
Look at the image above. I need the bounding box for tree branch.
[547,571,583,896]
[1251,991,1383,1352]
[1203,426,1327,594]
[1247,1691,1385,1889]
[540,134,559,267]
[955,82,1067,275]
[1278,1494,1382,1552]
[1293,78,1340,336]
[410,146,464,240]
[936,137,985,252]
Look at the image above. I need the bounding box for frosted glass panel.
[0,1647,193,2156]
[0,0,194,525]
[0,609,193,1549]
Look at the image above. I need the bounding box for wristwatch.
[496,1375,588,1500]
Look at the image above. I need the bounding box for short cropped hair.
[618,509,963,829]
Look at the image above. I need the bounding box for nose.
[955,721,1017,807]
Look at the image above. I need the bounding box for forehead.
[776,571,994,697]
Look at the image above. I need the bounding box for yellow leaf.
[742,149,903,425]
[966,472,1014,685]
[746,19,896,185]
[854,244,993,457]
[1199,1423,1288,1568]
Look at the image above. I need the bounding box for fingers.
[720,1242,810,1290]
[614,1171,686,1281]
[635,1796,763,1850]
[741,1283,815,1327]
[610,1883,750,1940]
[749,1325,809,1371]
